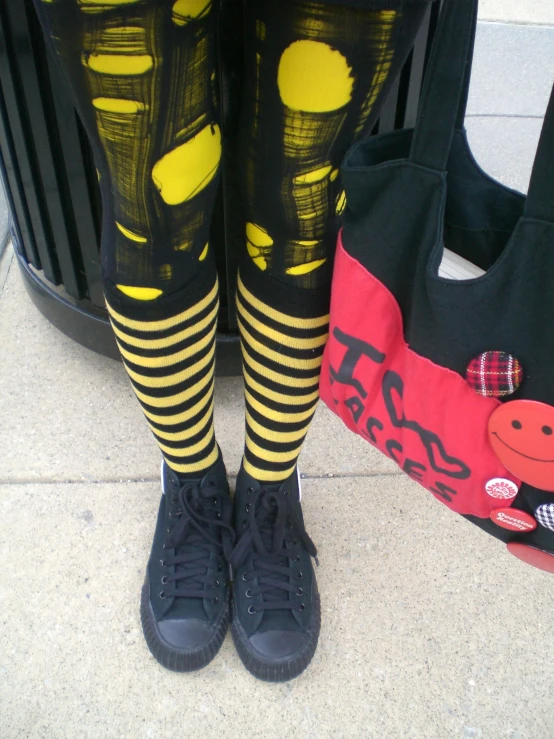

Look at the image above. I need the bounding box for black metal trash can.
[0,0,438,374]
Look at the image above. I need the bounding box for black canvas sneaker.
[230,464,320,682]
[140,453,234,672]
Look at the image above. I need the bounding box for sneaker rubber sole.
[231,586,321,683]
[140,572,229,672]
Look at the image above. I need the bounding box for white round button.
[485,478,519,500]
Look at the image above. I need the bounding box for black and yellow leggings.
[33,0,426,481]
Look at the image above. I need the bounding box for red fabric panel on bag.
[320,234,521,518]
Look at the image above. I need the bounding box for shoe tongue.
[255,500,301,633]
[259,610,299,632]
[165,596,207,621]
[165,496,214,622]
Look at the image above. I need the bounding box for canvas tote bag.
[319,0,554,572]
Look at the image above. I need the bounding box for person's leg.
[238,0,426,482]
[232,0,427,681]
[33,0,231,672]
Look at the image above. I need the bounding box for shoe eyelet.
[297,571,303,580]
[213,497,218,506]
[295,555,300,562]
[245,588,252,598]
[214,579,220,587]
[159,591,166,599]
[296,587,303,596]
[166,527,171,534]
[161,576,168,585]
[299,603,305,612]
[242,520,248,528]
[247,486,254,495]
[242,572,249,582]
[211,596,219,604]
[248,605,257,615]
[168,512,173,519]
[245,503,251,513]
[283,489,290,496]
[217,563,222,572]
[160,559,166,567]
[216,512,221,520]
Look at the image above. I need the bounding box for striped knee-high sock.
[104,267,219,477]
[236,260,330,482]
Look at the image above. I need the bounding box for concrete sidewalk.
[480,0,554,25]
[1,13,554,739]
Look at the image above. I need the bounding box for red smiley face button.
[507,542,554,574]
[490,508,537,532]
[488,400,554,491]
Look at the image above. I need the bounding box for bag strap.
[410,0,478,171]
[412,0,554,217]
[455,12,477,130]
[525,86,554,222]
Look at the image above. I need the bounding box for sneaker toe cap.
[157,618,214,650]
[249,630,308,659]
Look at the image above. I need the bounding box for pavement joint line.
[479,20,554,28]
[0,471,405,486]
[466,114,545,120]
[0,477,161,486]
[299,471,402,480]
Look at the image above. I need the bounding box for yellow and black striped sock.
[105,267,219,478]
[236,260,330,483]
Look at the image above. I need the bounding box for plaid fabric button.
[535,503,554,532]
[466,351,523,397]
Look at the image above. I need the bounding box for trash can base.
[14,244,242,376]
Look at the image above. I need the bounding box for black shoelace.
[230,488,318,614]
[160,481,234,603]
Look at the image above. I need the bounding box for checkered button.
[535,503,554,532]
[466,351,523,398]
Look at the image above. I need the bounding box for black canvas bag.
[319,0,554,572]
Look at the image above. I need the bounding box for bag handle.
[454,11,477,131]
[412,0,554,222]
[410,0,478,171]
[525,86,554,222]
